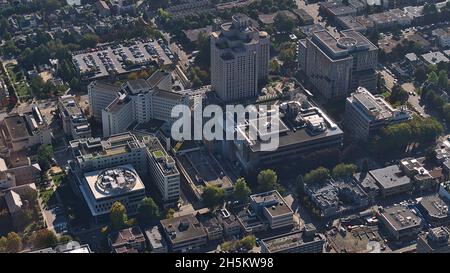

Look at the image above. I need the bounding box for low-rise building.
[58,95,91,140]
[261,230,325,253]
[108,226,146,253]
[378,204,422,241]
[160,214,208,252]
[144,226,168,253]
[345,87,412,141]
[217,208,242,238]
[418,195,450,227]
[293,9,314,25]
[421,51,450,66]
[1,107,51,151]
[197,213,223,241]
[250,190,294,229]
[417,226,450,253]
[365,165,412,197]
[78,165,146,222]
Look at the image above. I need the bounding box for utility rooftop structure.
[417,226,450,253]
[300,29,378,99]
[418,195,450,227]
[79,164,145,221]
[58,95,91,140]
[345,87,412,140]
[160,214,207,252]
[225,96,343,172]
[250,190,294,229]
[210,13,270,102]
[378,204,422,240]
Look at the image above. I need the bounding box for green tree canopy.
[137,197,160,225]
[37,144,54,171]
[257,169,282,192]
[332,163,357,178]
[32,229,58,249]
[110,202,128,230]
[202,185,225,211]
[304,167,330,184]
[274,12,294,32]
[5,232,22,253]
[233,178,252,203]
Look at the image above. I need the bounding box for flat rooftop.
[4,115,30,139]
[381,205,422,231]
[369,165,411,190]
[83,164,145,200]
[250,190,293,217]
[160,214,207,245]
[262,231,324,252]
[419,195,449,219]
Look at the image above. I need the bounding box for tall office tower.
[302,29,378,100]
[210,14,270,102]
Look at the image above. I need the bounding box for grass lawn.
[52,174,64,187]
[15,82,31,98]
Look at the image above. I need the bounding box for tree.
[361,159,369,173]
[80,34,100,49]
[297,174,305,196]
[390,84,408,105]
[37,144,54,171]
[137,197,160,225]
[239,235,256,250]
[304,167,330,184]
[274,12,294,32]
[147,0,169,10]
[202,185,225,211]
[166,208,175,219]
[414,67,427,83]
[58,235,73,245]
[425,148,437,165]
[427,71,439,84]
[233,178,251,203]
[5,232,22,253]
[32,229,58,249]
[438,70,448,89]
[257,169,281,192]
[332,163,357,178]
[110,202,128,230]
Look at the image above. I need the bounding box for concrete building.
[345,87,412,140]
[302,29,378,99]
[261,230,325,253]
[378,204,422,241]
[417,226,450,253]
[88,81,121,121]
[58,95,91,140]
[249,190,294,229]
[421,51,450,66]
[1,107,51,151]
[336,16,367,33]
[210,14,270,102]
[108,226,146,253]
[69,132,148,177]
[217,208,242,238]
[367,165,412,197]
[144,226,168,253]
[418,195,450,227]
[432,28,450,48]
[160,214,208,252]
[305,178,370,218]
[98,76,187,137]
[4,183,37,228]
[79,165,146,221]
[0,158,41,190]
[293,9,314,25]
[143,135,180,204]
[225,97,344,172]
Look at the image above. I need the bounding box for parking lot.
[72,39,175,80]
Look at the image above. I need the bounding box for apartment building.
[345,87,412,140]
[210,14,270,102]
[58,95,91,140]
[301,29,378,99]
[250,191,294,230]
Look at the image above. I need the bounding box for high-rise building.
[210,14,270,102]
[301,29,378,99]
